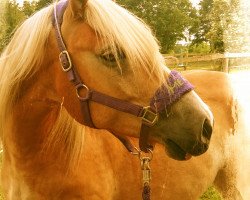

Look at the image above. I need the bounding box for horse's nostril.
[202,119,213,140]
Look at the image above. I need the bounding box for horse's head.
[50,0,213,160]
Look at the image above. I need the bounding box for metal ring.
[139,148,153,161]
[76,84,90,101]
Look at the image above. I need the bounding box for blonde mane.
[0,5,54,136]
[0,0,167,170]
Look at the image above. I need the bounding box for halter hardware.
[141,106,158,126]
[59,50,72,72]
[131,147,153,200]
[76,84,90,101]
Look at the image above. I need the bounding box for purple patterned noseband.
[150,70,194,112]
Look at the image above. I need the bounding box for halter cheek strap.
[52,0,194,152]
[53,1,94,128]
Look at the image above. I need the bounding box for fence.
[164,53,250,72]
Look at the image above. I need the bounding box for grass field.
[168,60,223,72]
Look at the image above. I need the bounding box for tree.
[193,0,232,53]
[0,1,26,51]
[22,0,36,16]
[117,0,198,53]
[35,0,53,11]
[192,0,213,45]
[0,0,54,52]
[0,1,7,44]
[1,0,199,53]
[206,0,230,52]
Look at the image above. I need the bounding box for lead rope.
[132,148,153,200]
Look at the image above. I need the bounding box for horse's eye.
[100,52,117,62]
[99,50,126,63]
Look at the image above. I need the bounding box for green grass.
[0,154,3,200]
[200,187,222,200]
[169,60,222,72]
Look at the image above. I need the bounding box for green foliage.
[35,0,53,11]
[189,42,211,53]
[193,0,213,44]
[207,1,231,53]
[117,0,198,53]
[0,0,54,52]
[0,0,238,55]
[193,0,233,53]
[0,1,26,51]
[200,187,222,200]
[22,1,37,16]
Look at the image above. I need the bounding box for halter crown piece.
[52,0,194,152]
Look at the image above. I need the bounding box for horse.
[0,0,214,199]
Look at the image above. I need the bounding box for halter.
[52,0,194,152]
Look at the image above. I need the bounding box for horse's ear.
[68,0,88,17]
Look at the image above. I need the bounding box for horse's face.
[52,0,213,160]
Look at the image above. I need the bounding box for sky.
[190,0,201,7]
[16,0,36,6]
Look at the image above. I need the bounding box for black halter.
[52,0,194,152]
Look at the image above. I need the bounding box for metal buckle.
[59,50,72,72]
[141,106,158,126]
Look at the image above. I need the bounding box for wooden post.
[185,52,188,69]
[222,58,229,73]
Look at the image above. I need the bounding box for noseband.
[52,0,194,152]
